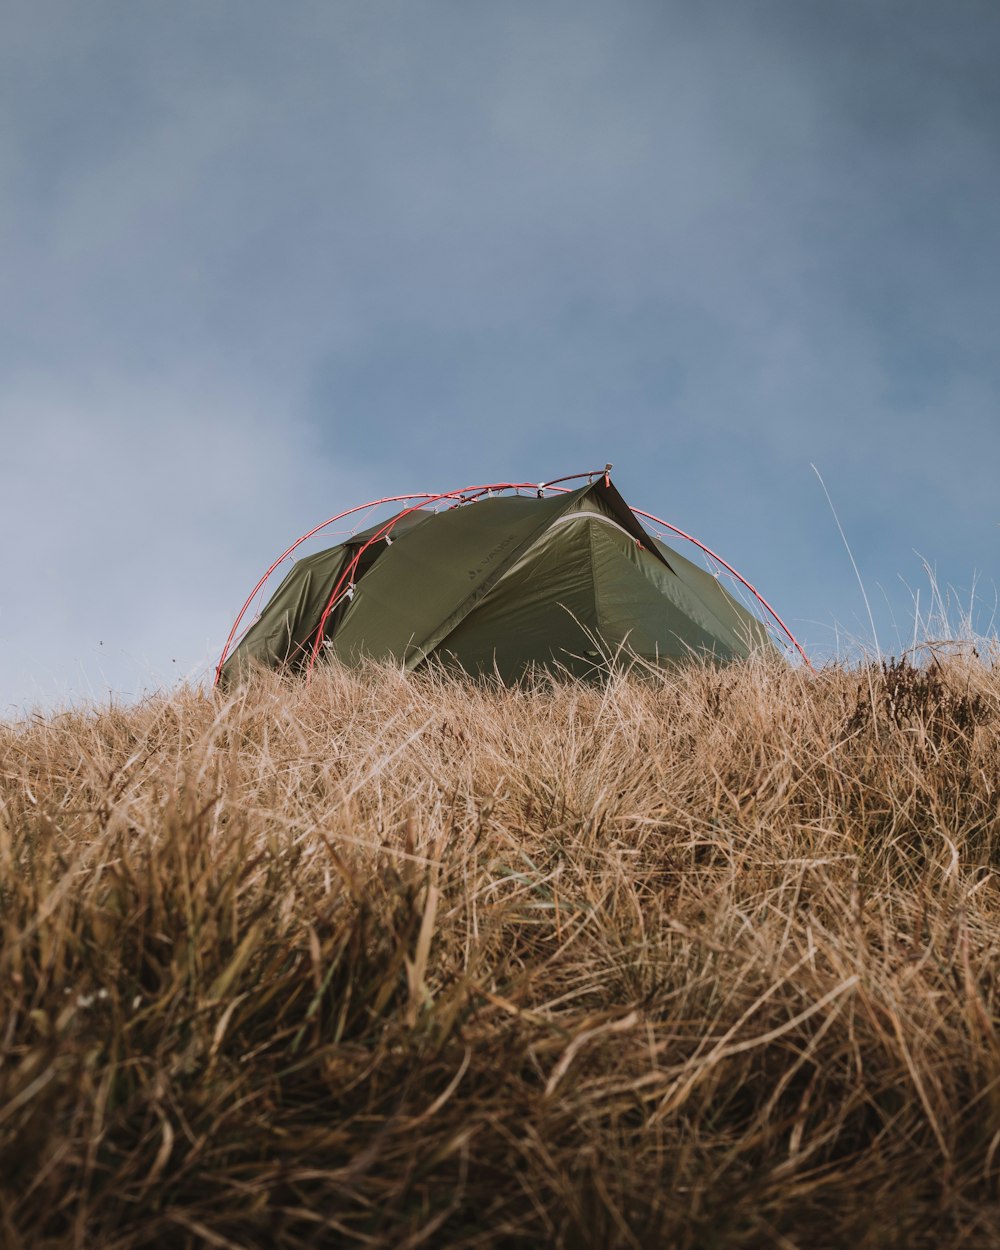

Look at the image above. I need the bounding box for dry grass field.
[3,653,1000,1248]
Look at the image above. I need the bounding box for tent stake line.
[215,472,812,685]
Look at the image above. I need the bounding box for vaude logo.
[467,533,516,580]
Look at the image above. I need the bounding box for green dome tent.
[217,474,799,687]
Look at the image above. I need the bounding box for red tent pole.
[217,472,607,685]
[216,471,811,683]
[303,476,606,678]
[630,507,813,669]
[215,492,454,685]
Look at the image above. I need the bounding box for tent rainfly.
[216,471,805,687]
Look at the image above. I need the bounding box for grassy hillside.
[2,655,1000,1248]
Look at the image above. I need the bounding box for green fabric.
[591,523,735,660]
[435,513,603,680]
[438,512,752,679]
[348,507,436,548]
[220,545,352,683]
[219,507,435,684]
[328,488,590,667]
[221,480,778,684]
[651,539,772,652]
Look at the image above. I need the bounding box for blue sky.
[2,0,999,709]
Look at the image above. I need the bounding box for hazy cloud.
[2,0,999,706]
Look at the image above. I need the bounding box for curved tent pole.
[527,482,812,666]
[305,492,467,679]
[303,474,610,679]
[216,471,812,684]
[216,471,609,685]
[630,507,814,670]
[215,492,465,685]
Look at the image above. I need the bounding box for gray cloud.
[2,0,999,706]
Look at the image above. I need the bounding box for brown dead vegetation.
[2,654,1000,1248]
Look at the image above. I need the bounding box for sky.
[2,0,999,711]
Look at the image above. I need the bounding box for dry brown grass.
[2,654,1000,1248]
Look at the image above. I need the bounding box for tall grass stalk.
[2,654,1000,1247]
